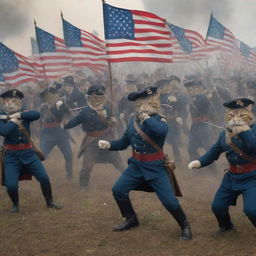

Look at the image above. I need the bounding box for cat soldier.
[188,98,256,236]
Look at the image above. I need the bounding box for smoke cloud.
[0,0,33,40]
[142,0,233,37]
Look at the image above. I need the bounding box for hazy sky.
[2,0,256,56]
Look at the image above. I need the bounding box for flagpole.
[34,19,48,83]
[101,0,114,108]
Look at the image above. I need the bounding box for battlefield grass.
[0,141,256,256]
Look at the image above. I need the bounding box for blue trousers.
[112,164,180,212]
[4,158,50,193]
[212,184,256,226]
[188,122,213,160]
[40,130,73,177]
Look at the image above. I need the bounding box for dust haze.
[142,0,233,36]
[0,0,33,40]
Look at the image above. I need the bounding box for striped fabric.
[206,15,256,68]
[35,26,72,80]
[167,22,217,62]
[62,18,107,73]
[0,43,43,87]
[206,15,239,54]
[103,3,173,63]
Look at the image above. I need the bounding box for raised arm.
[64,110,84,129]
[21,110,41,121]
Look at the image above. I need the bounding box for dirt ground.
[0,142,256,256]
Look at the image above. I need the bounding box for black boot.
[7,190,19,213]
[247,216,256,227]
[112,199,139,232]
[213,212,234,237]
[79,169,90,188]
[41,181,63,210]
[47,201,63,210]
[170,207,192,240]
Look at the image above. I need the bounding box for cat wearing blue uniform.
[189,98,256,236]
[99,86,192,240]
[0,89,62,213]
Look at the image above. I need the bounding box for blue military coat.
[64,105,111,132]
[109,114,168,180]
[199,124,256,191]
[0,111,40,165]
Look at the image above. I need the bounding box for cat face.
[225,108,254,129]
[2,97,22,114]
[88,95,106,110]
[138,95,161,114]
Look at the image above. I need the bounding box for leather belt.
[132,150,164,162]
[5,143,33,150]
[229,163,256,174]
[87,129,109,137]
[44,122,61,128]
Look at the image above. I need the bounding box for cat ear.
[245,104,253,111]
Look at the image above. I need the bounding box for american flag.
[62,17,108,73]
[237,40,256,66]
[35,25,72,80]
[103,3,173,63]
[167,22,217,62]
[206,15,239,54]
[0,43,43,87]
[206,15,256,67]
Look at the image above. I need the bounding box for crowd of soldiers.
[1,66,256,240]
[12,67,256,174]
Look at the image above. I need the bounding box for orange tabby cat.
[225,106,254,142]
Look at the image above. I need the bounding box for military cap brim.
[128,86,157,101]
[169,75,181,83]
[63,75,75,85]
[223,98,254,109]
[87,85,106,96]
[183,79,202,87]
[0,89,24,99]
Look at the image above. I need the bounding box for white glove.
[138,112,150,122]
[9,112,21,119]
[176,117,183,125]
[168,95,177,102]
[98,140,111,150]
[56,100,64,109]
[188,160,201,169]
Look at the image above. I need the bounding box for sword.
[70,106,86,111]
[202,121,224,129]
